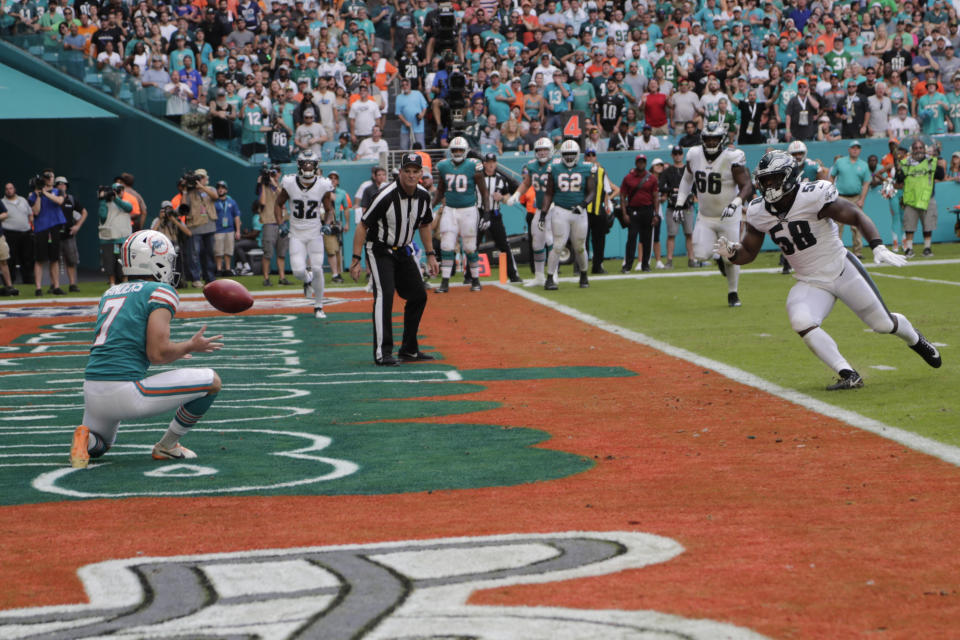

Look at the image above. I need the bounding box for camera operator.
[151,199,191,269]
[54,177,88,293]
[256,165,290,286]
[424,2,463,68]
[97,181,132,286]
[181,168,221,287]
[117,173,148,231]
[27,169,67,296]
[325,170,350,283]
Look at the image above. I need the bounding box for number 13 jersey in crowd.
[745,179,843,284]
[686,145,746,218]
[280,174,333,235]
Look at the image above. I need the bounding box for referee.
[479,153,523,283]
[350,153,439,366]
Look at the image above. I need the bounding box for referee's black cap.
[400,152,423,169]
[483,152,497,162]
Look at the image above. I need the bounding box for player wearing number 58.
[715,150,942,391]
[70,230,224,470]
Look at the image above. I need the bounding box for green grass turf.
[530,244,960,446]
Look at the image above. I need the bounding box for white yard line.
[499,283,960,468]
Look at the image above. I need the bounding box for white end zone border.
[499,284,960,468]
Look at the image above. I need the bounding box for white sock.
[890,312,919,345]
[802,327,853,373]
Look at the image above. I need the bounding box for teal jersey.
[241,105,266,144]
[522,158,553,210]
[945,91,960,133]
[85,281,180,381]
[918,92,948,135]
[438,157,482,208]
[549,158,596,209]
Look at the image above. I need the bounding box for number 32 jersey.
[280,175,333,235]
[686,146,746,218]
[745,180,844,283]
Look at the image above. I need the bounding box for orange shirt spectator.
[519,184,536,215]
[414,150,433,172]
[122,191,140,220]
[912,79,944,100]
[371,53,397,91]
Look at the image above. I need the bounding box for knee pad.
[461,236,477,253]
[440,233,458,252]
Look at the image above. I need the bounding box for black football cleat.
[470,278,482,291]
[910,332,942,368]
[544,274,559,290]
[398,351,436,362]
[375,355,400,366]
[826,369,864,391]
[579,272,589,288]
[435,278,449,293]
[727,292,741,307]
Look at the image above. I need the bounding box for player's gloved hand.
[671,207,685,223]
[505,191,519,207]
[478,210,492,231]
[572,204,587,216]
[278,221,290,237]
[321,224,333,234]
[713,235,742,259]
[873,244,908,267]
[537,212,546,231]
[721,197,742,220]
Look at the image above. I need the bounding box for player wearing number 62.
[714,150,942,391]
[275,151,336,319]
[541,140,596,291]
[672,121,753,308]
[433,137,489,293]
[70,230,224,470]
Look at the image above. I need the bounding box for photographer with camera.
[181,168,221,287]
[424,2,463,68]
[54,177,88,293]
[27,169,67,296]
[256,164,290,286]
[97,181,133,287]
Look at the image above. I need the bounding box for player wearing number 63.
[70,230,224,469]
[715,150,942,391]
[672,121,753,307]
[433,137,489,293]
[541,140,597,290]
[275,151,336,319]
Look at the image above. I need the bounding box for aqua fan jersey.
[522,158,553,210]
[549,159,596,209]
[85,281,180,381]
[437,157,482,208]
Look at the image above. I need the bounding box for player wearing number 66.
[70,230,224,470]
[673,121,753,307]
[275,151,336,319]
[714,150,942,391]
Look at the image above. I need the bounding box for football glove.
[671,208,685,223]
[505,191,519,207]
[537,211,547,231]
[721,197,742,220]
[873,244,908,267]
[572,204,587,216]
[478,210,492,231]
[321,224,333,234]
[278,221,290,237]
[713,235,742,259]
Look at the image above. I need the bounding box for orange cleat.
[70,425,90,469]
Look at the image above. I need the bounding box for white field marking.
[0,415,57,421]
[499,283,960,468]
[870,365,898,371]
[31,428,359,498]
[0,406,316,431]
[871,272,960,286]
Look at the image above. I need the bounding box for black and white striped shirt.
[361,181,434,247]
[481,173,507,213]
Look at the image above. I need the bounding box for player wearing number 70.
[671,121,753,308]
[715,150,942,391]
[70,230,224,469]
[275,151,336,319]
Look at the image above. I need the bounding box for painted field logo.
[0,314,636,505]
[0,531,769,639]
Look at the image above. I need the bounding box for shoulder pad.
[729,148,747,165]
[750,196,763,206]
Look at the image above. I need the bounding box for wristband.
[426,251,436,256]
[352,253,362,262]
[730,196,742,208]
[868,238,883,249]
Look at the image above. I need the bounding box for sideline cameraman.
[54,177,88,293]
[151,200,191,282]
[325,170,351,283]
[424,2,463,68]
[256,165,290,286]
[27,169,67,296]
[97,182,132,286]
[182,168,220,287]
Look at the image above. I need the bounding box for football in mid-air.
[203,279,254,314]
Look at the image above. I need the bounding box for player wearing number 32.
[275,151,335,319]
[541,140,596,290]
[715,150,942,391]
[70,230,224,469]
[433,136,489,293]
[672,121,752,307]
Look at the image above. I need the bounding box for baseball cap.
[483,152,497,161]
[194,168,208,177]
[328,169,339,177]
[400,152,423,169]
[216,87,226,96]
[160,200,173,209]
[54,176,68,185]
[672,146,683,154]
[848,140,861,148]
[635,153,647,163]
[651,158,664,167]
[585,149,596,156]
[797,78,808,85]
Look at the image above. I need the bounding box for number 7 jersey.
[745,180,845,283]
[280,174,333,235]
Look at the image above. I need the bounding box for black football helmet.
[701,121,729,156]
[754,150,803,204]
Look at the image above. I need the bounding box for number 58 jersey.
[687,146,746,218]
[280,174,333,235]
[745,180,845,283]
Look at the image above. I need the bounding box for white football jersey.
[280,174,333,234]
[686,146,746,218]
[745,180,845,283]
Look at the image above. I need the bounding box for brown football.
[203,279,254,314]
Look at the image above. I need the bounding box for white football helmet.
[534,137,553,164]
[121,230,178,285]
[449,136,469,163]
[787,140,807,162]
[560,139,580,168]
[298,151,319,182]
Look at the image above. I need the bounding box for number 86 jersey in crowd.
[745,180,845,284]
[280,173,334,236]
